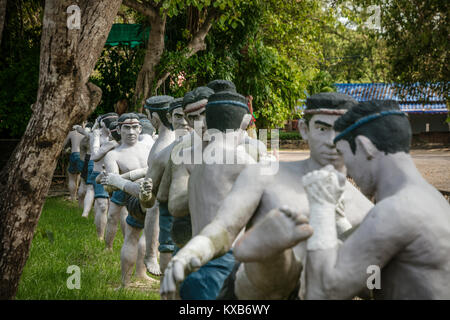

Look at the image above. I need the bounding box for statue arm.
[89,129,100,159]
[120,167,148,181]
[102,153,141,197]
[63,133,70,148]
[341,181,374,228]
[176,165,263,265]
[136,159,165,209]
[91,140,119,162]
[243,137,268,162]
[156,161,171,203]
[305,201,413,300]
[75,126,89,137]
[160,165,264,299]
[104,152,119,174]
[166,162,190,218]
[147,157,165,196]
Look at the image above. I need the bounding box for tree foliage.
[0,0,42,138]
[90,45,146,118]
[338,0,449,95]
[1,0,447,137]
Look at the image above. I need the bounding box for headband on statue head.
[333,111,407,144]
[184,99,208,114]
[145,105,170,112]
[206,100,249,112]
[303,108,348,116]
[118,120,141,126]
[101,115,118,122]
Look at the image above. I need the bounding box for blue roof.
[335,83,448,113]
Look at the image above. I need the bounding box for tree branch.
[154,8,219,91]
[306,16,352,42]
[186,7,219,56]
[123,0,158,20]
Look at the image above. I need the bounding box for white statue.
[302,100,450,299]
[63,122,86,202]
[160,92,373,300]
[102,113,153,287]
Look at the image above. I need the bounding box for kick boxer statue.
[301,100,450,299]
[160,92,374,300]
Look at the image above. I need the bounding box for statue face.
[120,118,142,146]
[302,114,345,169]
[148,111,161,129]
[185,107,206,136]
[148,112,161,129]
[171,107,189,132]
[336,138,376,197]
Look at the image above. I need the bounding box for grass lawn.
[16,197,160,300]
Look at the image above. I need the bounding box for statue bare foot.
[135,272,158,283]
[145,256,162,276]
[233,206,313,262]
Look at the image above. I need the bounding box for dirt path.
[279,148,450,193]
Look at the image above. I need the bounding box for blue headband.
[206,100,249,112]
[144,105,170,112]
[334,111,406,144]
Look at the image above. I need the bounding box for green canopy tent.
[105,24,150,47]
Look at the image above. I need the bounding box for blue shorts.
[87,160,94,178]
[179,250,235,300]
[68,152,81,174]
[81,159,94,182]
[158,201,175,253]
[126,215,144,229]
[125,196,146,229]
[171,215,192,248]
[88,171,109,199]
[86,169,96,185]
[111,190,130,206]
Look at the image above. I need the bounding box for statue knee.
[97,199,108,212]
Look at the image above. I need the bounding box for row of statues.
[63,80,450,299]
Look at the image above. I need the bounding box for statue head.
[167,98,189,134]
[108,120,121,142]
[183,86,215,136]
[334,100,410,196]
[207,79,237,93]
[144,95,174,130]
[117,113,142,146]
[298,92,357,169]
[205,84,248,133]
[100,112,119,131]
[139,118,155,136]
[135,112,149,120]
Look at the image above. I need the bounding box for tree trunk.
[0,0,6,47]
[0,0,122,299]
[132,13,166,112]
[153,8,217,95]
[126,0,218,112]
